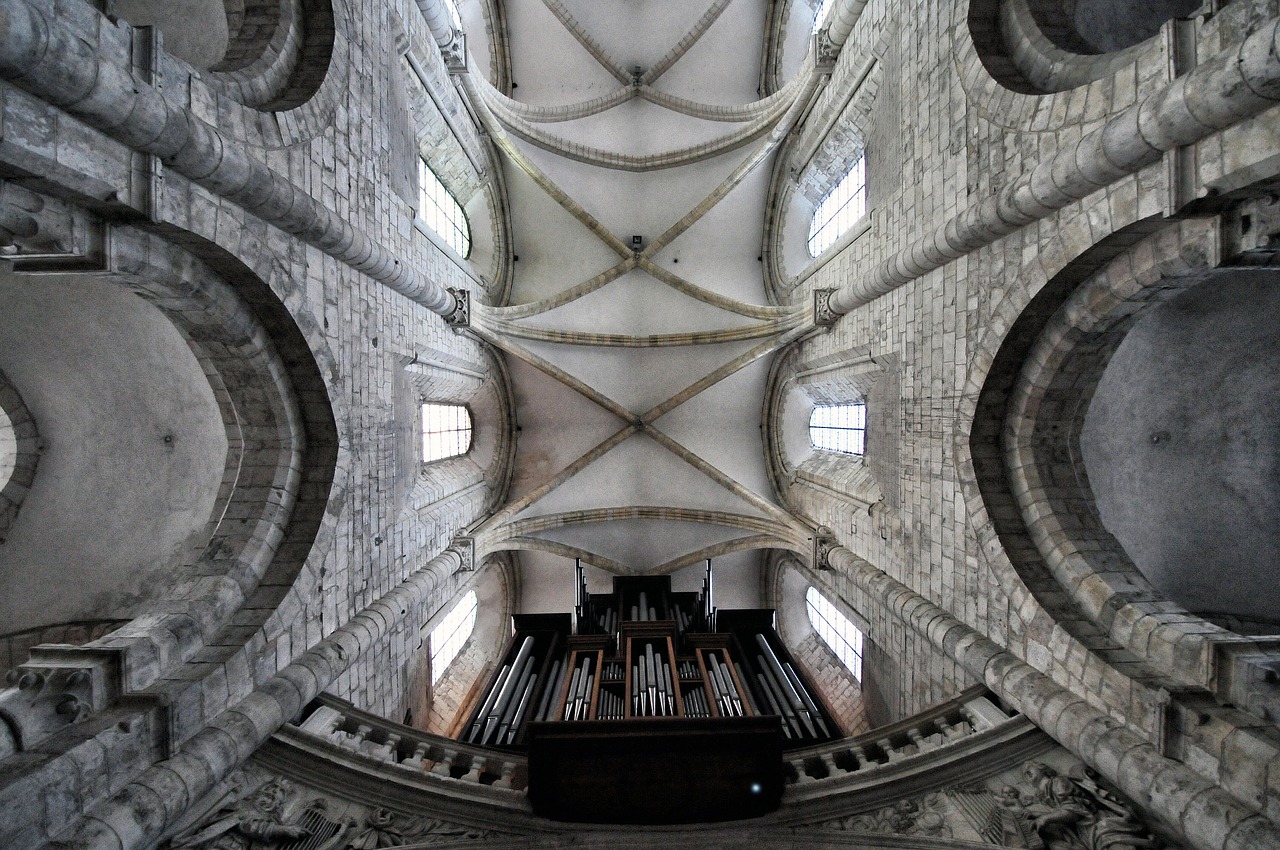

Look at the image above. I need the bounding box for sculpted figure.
[1021,761,1158,850]
[169,781,311,850]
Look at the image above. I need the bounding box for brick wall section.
[791,632,870,736]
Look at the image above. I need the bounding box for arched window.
[418,159,471,258]
[421,403,472,462]
[806,587,863,679]
[810,402,866,455]
[812,0,836,33]
[430,590,478,684]
[0,404,15,493]
[808,155,866,256]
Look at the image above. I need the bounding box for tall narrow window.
[808,154,866,256]
[421,403,472,462]
[810,402,866,455]
[430,590,478,684]
[806,587,863,680]
[418,159,471,258]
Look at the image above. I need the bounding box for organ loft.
[1,0,1279,847]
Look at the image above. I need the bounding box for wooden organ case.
[460,564,840,823]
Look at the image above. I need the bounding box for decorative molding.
[450,535,477,572]
[813,288,840,329]
[0,181,112,273]
[441,32,468,73]
[814,29,840,73]
[445,288,471,328]
[811,526,837,571]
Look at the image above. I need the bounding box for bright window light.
[0,405,15,492]
[430,590,478,684]
[443,0,463,30]
[421,403,472,462]
[810,402,866,455]
[813,0,836,33]
[808,154,866,256]
[419,159,471,258]
[806,586,863,680]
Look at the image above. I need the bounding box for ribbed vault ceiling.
[464,0,822,611]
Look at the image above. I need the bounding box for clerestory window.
[806,586,863,680]
[0,405,15,494]
[418,159,471,258]
[808,154,866,256]
[421,403,472,463]
[430,590,478,684]
[809,402,866,455]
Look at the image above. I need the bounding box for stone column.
[824,16,1280,317]
[825,545,1280,850]
[0,0,461,318]
[42,547,466,850]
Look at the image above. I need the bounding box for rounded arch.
[961,211,1280,721]
[956,0,1164,125]
[0,214,343,706]
[0,366,37,545]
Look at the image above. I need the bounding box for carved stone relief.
[815,756,1165,849]
[163,768,500,850]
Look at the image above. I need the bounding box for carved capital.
[0,182,111,273]
[811,526,837,571]
[444,287,470,328]
[450,535,476,571]
[814,29,840,73]
[813,288,840,329]
[441,31,467,74]
[0,665,95,754]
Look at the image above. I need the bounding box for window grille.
[431,590,478,684]
[421,403,472,462]
[809,402,866,455]
[418,159,471,258]
[808,154,866,256]
[806,586,863,680]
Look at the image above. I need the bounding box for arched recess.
[966,0,1166,94]
[408,553,518,736]
[402,342,517,519]
[763,551,871,736]
[0,205,340,709]
[764,343,887,520]
[967,214,1280,721]
[110,0,349,147]
[955,0,1165,131]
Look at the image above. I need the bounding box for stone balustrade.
[783,686,1017,787]
[295,694,530,794]
[285,685,1023,806]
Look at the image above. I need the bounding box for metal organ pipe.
[467,664,509,743]
[755,634,818,738]
[783,661,831,738]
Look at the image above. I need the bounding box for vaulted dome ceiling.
[458,0,826,611]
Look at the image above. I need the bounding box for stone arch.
[764,343,887,519]
[763,551,871,735]
[413,553,518,736]
[3,218,342,705]
[0,366,37,545]
[404,343,517,518]
[960,209,1280,723]
[956,0,1163,127]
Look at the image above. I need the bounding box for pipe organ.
[462,565,840,751]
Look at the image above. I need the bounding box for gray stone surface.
[1081,271,1280,624]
